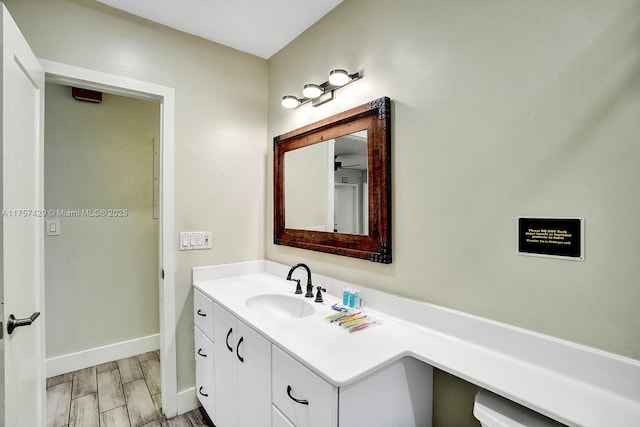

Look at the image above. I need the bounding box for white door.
[1,4,46,426]
[334,184,358,234]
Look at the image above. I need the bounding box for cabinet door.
[237,321,271,427]
[339,357,433,427]
[194,326,215,419]
[272,346,338,427]
[213,304,239,427]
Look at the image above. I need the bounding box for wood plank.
[71,367,97,399]
[137,351,158,363]
[97,369,125,413]
[47,372,73,388]
[123,379,159,426]
[140,358,161,395]
[164,409,207,427]
[96,361,118,374]
[99,406,131,427]
[151,392,162,413]
[47,381,72,427]
[117,356,143,384]
[184,409,206,426]
[164,414,191,427]
[69,394,98,427]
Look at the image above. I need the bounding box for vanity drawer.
[272,346,338,427]
[272,405,295,427]
[194,289,214,340]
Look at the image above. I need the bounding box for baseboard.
[46,333,160,378]
[177,387,200,414]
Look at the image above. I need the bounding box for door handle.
[7,312,40,335]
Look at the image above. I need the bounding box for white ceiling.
[96,0,343,59]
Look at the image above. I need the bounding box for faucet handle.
[289,279,302,294]
[314,286,326,303]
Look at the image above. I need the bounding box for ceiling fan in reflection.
[334,154,365,171]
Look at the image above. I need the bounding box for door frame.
[40,60,178,417]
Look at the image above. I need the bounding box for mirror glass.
[274,97,391,263]
[284,130,368,235]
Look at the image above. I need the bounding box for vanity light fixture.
[281,95,300,109]
[302,84,323,99]
[328,69,351,86]
[281,69,361,109]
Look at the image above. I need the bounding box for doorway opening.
[43,81,161,422]
[41,60,177,418]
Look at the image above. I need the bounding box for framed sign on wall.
[517,217,584,261]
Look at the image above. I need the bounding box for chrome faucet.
[286,263,314,298]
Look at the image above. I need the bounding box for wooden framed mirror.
[274,97,391,263]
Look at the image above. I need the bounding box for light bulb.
[281,95,300,109]
[329,69,350,86]
[302,84,323,98]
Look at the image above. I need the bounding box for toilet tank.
[473,390,567,427]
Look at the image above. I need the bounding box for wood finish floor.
[46,351,207,427]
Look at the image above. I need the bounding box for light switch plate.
[179,231,212,250]
[46,219,60,236]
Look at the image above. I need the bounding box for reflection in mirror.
[284,131,368,235]
[274,96,391,263]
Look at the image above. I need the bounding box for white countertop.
[193,260,640,427]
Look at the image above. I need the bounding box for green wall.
[267,0,640,424]
[5,0,268,392]
[44,83,159,358]
[6,0,640,423]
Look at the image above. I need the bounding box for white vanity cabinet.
[193,280,432,427]
[213,303,271,427]
[193,289,215,420]
[272,346,432,427]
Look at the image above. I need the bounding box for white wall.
[4,0,268,391]
[267,0,640,425]
[44,82,159,358]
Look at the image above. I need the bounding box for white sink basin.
[245,293,315,319]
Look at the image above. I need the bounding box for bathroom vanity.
[193,260,640,427]
[193,272,432,427]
